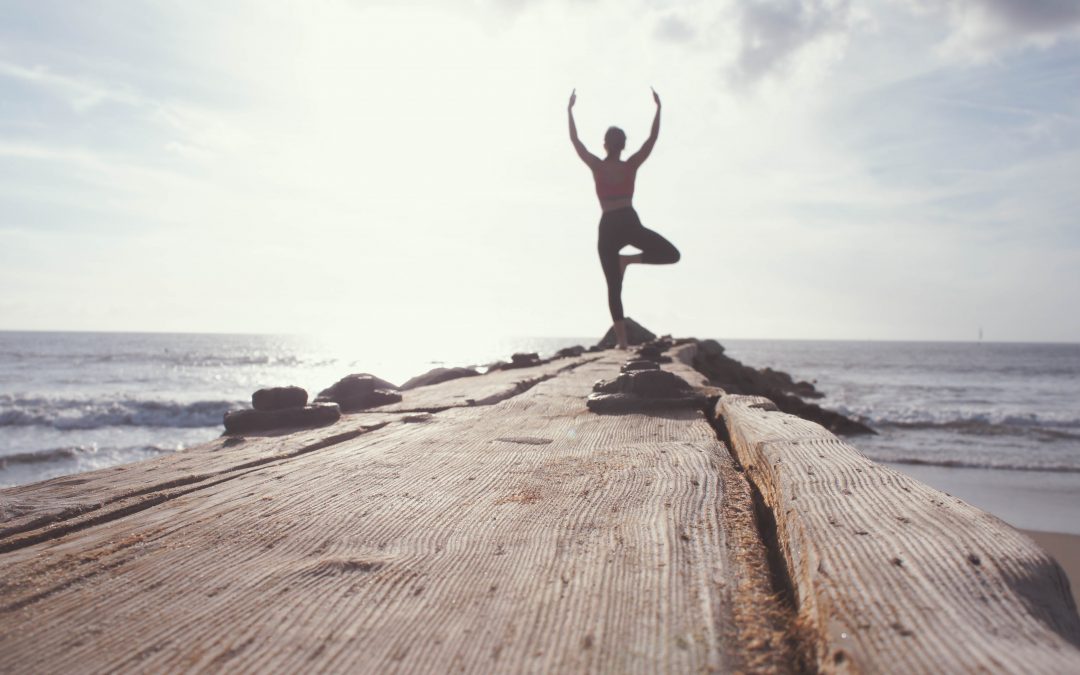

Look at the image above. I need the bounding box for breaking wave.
[0,444,177,468]
[0,395,242,430]
[882,456,1080,473]
[834,405,1080,439]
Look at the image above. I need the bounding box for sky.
[1,0,1079,343]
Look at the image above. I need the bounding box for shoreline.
[883,461,1080,536]
[1022,530,1080,609]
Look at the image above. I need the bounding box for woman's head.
[604,126,626,154]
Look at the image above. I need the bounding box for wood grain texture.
[0,353,784,674]
[0,354,599,552]
[0,415,395,552]
[372,354,601,412]
[718,394,1080,674]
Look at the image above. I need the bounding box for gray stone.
[621,360,660,373]
[315,374,401,412]
[224,402,341,434]
[252,386,308,411]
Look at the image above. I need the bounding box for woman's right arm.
[569,90,600,168]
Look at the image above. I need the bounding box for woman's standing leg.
[598,220,630,349]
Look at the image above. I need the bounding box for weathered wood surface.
[0,354,599,553]
[718,394,1080,673]
[0,353,788,673]
[372,354,602,412]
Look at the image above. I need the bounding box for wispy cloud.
[0,60,147,112]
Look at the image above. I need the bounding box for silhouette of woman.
[568,88,680,350]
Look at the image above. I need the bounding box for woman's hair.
[604,126,626,152]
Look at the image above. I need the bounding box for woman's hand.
[651,87,661,108]
[568,88,577,111]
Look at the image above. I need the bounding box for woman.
[568,88,680,350]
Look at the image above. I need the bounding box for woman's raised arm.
[629,88,661,167]
[568,89,601,168]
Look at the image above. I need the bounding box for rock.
[587,368,706,413]
[488,352,543,371]
[621,360,660,373]
[512,352,541,367]
[223,402,341,434]
[698,339,725,357]
[596,317,657,349]
[556,345,586,358]
[315,374,401,412]
[634,345,671,363]
[252,386,308,411]
[792,380,823,399]
[689,339,874,436]
[400,367,479,390]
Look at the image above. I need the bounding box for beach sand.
[1023,530,1080,609]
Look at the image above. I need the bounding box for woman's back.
[592,159,638,211]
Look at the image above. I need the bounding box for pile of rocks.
[223,372,406,435]
[587,341,708,414]
[223,386,341,434]
[691,339,875,436]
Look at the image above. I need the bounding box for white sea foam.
[0,395,244,430]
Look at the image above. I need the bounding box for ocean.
[2,332,1078,533]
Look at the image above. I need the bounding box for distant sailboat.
[978,326,983,342]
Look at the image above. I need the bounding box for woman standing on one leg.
[568,88,680,350]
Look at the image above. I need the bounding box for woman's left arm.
[629,88,661,167]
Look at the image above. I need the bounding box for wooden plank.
[0,354,788,673]
[0,354,598,550]
[718,394,1080,673]
[0,414,395,550]
[371,353,600,412]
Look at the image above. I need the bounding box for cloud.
[654,14,698,43]
[904,0,1080,54]
[0,60,146,112]
[729,0,854,84]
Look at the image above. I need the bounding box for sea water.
[0,331,585,487]
[722,339,1080,533]
[2,332,1078,532]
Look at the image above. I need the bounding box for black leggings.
[597,207,680,322]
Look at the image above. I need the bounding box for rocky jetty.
[315,374,402,412]
[587,360,707,413]
[691,339,874,435]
